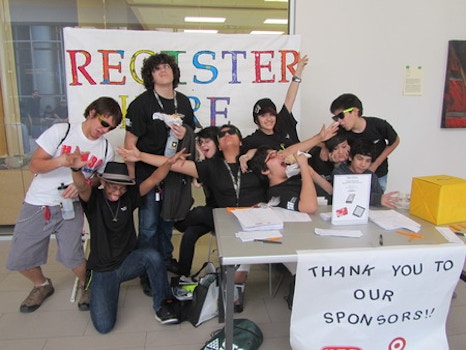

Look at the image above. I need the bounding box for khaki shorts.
[7,202,85,271]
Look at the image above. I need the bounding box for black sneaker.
[166,259,181,275]
[155,301,179,325]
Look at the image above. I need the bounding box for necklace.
[104,198,120,222]
[154,89,177,114]
[223,160,241,207]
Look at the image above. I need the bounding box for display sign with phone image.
[331,174,371,225]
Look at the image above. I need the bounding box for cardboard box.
[410,175,466,225]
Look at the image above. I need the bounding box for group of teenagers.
[6,52,400,334]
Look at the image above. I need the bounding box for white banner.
[63,28,301,148]
[291,244,466,350]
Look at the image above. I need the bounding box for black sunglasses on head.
[218,128,238,138]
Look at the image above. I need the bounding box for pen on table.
[454,232,466,237]
[254,239,282,244]
[395,230,425,239]
[379,234,383,246]
[450,224,461,232]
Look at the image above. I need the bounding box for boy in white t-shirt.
[6,97,122,313]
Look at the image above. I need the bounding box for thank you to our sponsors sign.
[291,245,466,350]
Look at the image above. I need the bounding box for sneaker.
[234,284,245,313]
[179,275,196,284]
[20,278,55,313]
[172,286,193,301]
[78,285,90,311]
[166,259,181,275]
[155,300,179,325]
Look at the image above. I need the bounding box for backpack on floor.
[172,262,219,327]
[200,318,263,350]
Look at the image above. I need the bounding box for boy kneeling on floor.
[68,147,187,333]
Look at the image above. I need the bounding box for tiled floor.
[1,228,466,349]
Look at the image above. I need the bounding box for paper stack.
[232,207,283,231]
[369,209,421,232]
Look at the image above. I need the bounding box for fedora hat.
[99,162,136,185]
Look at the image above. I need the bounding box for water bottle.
[58,183,75,220]
[164,130,178,157]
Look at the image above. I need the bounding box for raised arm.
[282,123,338,156]
[124,131,138,179]
[139,149,188,196]
[117,146,199,178]
[284,54,309,113]
[68,147,92,202]
[295,153,318,213]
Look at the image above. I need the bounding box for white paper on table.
[232,207,283,231]
[436,227,464,244]
[369,209,421,232]
[271,207,311,222]
[235,230,283,242]
[314,228,363,238]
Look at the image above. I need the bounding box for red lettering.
[252,50,275,83]
[279,50,299,82]
[98,50,125,85]
[67,50,96,86]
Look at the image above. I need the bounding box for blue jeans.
[90,248,171,334]
[377,175,387,193]
[138,187,174,265]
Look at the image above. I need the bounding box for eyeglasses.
[332,107,354,122]
[106,182,127,194]
[264,150,278,164]
[98,115,117,130]
[218,128,238,138]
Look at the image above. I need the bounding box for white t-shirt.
[25,123,114,206]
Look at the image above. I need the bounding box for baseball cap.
[252,98,278,120]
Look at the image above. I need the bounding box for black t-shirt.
[195,156,267,207]
[267,175,302,211]
[309,146,335,200]
[82,186,141,272]
[125,89,195,181]
[345,117,398,178]
[241,105,299,152]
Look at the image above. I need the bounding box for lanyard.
[153,90,177,115]
[224,160,241,206]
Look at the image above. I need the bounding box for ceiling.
[125,0,290,34]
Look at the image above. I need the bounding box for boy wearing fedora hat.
[67,148,187,333]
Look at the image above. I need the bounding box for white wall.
[295,0,466,193]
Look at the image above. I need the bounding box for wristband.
[71,167,82,172]
[292,76,302,83]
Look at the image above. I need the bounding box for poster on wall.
[63,28,301,147]
[290,244,466,350]
[441,40,466,128]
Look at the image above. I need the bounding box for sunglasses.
[332,107,354,122]
[98,115,117,130]
[218,128,238,138]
